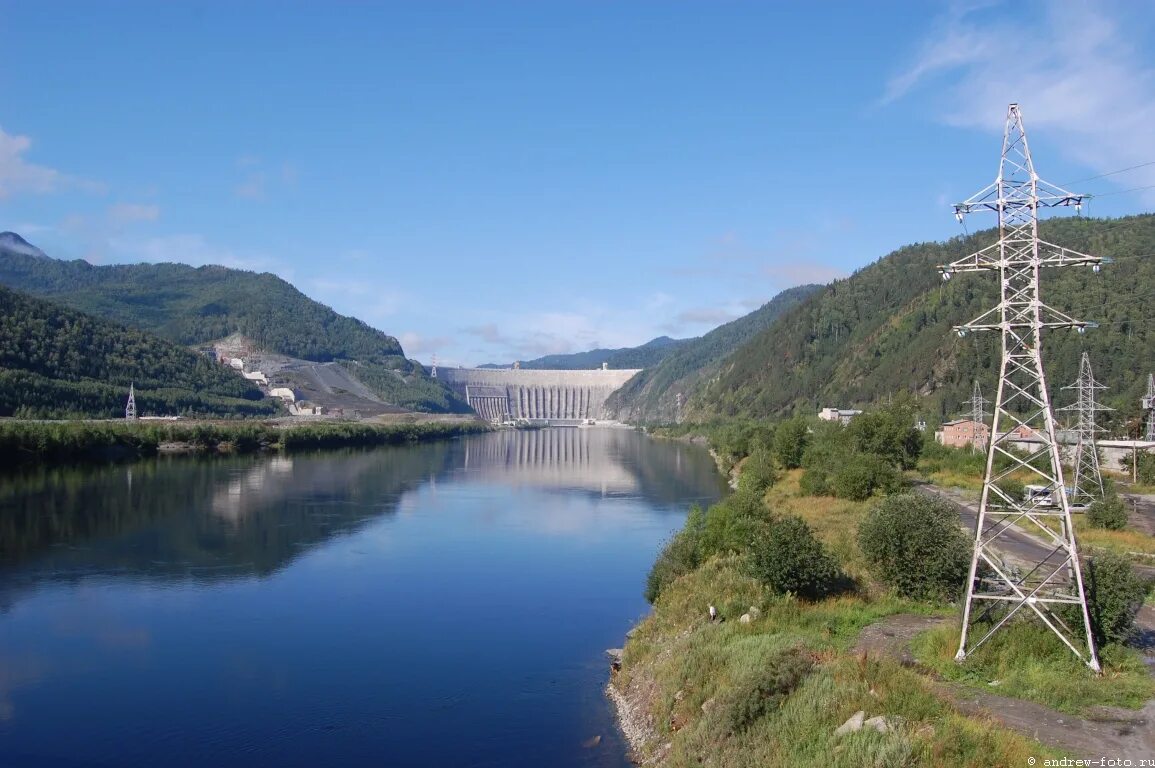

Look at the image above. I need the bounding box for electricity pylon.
[1144,374,1155,441]
[125,382,137,420]
[938,104,1104,672]
[1059,353,1111,506]
[966,380,990,451]
[430,353,438,379]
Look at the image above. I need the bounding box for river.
[0,428,726,768]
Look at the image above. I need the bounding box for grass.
[617,453,1155,766]
[620,556,1064,767]
[912,621,1154,714]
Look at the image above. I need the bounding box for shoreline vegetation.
[0,414,492,466]
[611,409,1155,767]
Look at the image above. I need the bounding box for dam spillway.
[438,367,641,422]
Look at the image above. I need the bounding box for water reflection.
[0,429,725,768]
[0,429,722,597]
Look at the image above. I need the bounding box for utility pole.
[1059,353,1110,506]
[938,104,1104,672]
[125,382,137,420]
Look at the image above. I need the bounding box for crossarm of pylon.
[1037,240,1103,268]
[939,241,1002,274]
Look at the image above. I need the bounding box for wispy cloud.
[110,233,284,275]
[108,202,160,224]
[0,126,102,198]
[884,1,1155,203]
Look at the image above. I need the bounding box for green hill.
[482,335,689,371]
[690,214,1155,431]
[0,236,466,413]
[0,284,278,418]
[605,284,823,422]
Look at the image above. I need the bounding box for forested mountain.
[482,335,689,371]
[605,284,823,422]
[690,214,1155,432]
[0,238,466,412]
[0,231,48,260]
[0,285,278,418]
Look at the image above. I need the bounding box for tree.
[858,493,970,601]
[773,416,810,469]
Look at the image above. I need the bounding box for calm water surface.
[0,428,726,768]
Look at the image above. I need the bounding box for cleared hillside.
[606,284,823,422]
[690,214,1155,430]
[482,335,689,371]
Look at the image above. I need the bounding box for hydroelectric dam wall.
[437,368,641,422]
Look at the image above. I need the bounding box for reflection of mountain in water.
[0,445,454,600]
[0,431,724,608]
[459,428,726,505]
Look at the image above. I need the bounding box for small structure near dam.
[438,367,641,423]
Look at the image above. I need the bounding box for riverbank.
[606,468,1155,766]
[0,414,492,465]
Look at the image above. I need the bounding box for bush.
[1087,494,1128,531]
[798,467,830,496]
[858,493,971,601]
[723,648,813,733]
[748,515,846,599]
[992,477,1025,507]
[738,443,778,495]
[698,488,766,558]
[773,416,810,469]
[645,506,705,604]
[1080,551,1154,647]
[830,453,903,501]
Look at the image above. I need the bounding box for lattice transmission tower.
[966,380,990,451]
[1059,353,1111,506]
[1144,374,1155,441]
[125,382,137,420]
[938,104,1104,671]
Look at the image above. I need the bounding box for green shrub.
[1080,551,1153,647]
[645,506,705,604]
[748,515,846,599]
[773,416,810,469]
[698,488,766,558]
[723,648,813,733]
[738,442,778,495]
[992,477,1025,507]
[1087,494,1128,531]
[798,467,830,496]
[831,452,903,501]
[858,493,971,601]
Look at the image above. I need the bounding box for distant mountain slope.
[482,335,689,371]
[0,238,468,413]
[0,285,278,418]
[0,231,48,260]
[605,284,824,422]
[690,214,1155,429]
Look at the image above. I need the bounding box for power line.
[1062,159,1155,186]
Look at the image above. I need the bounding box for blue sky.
[1,1,1152,366]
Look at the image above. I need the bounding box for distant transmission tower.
[675,392,684,424]
[938,104,1104,671]
[966,380,990,451]
[125,382,137,420]
[1144,374,1155,441]
[430,353,438,379]
[1059,353,1111,506]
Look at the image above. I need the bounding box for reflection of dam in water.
[462,428,640,494]
[438,368,641,422]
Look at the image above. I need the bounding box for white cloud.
[108,202,160,224]
[398,332,452,358]
[0,126,87,198]
[885,1,1155,203]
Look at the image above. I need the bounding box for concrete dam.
[438,367,641,422]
